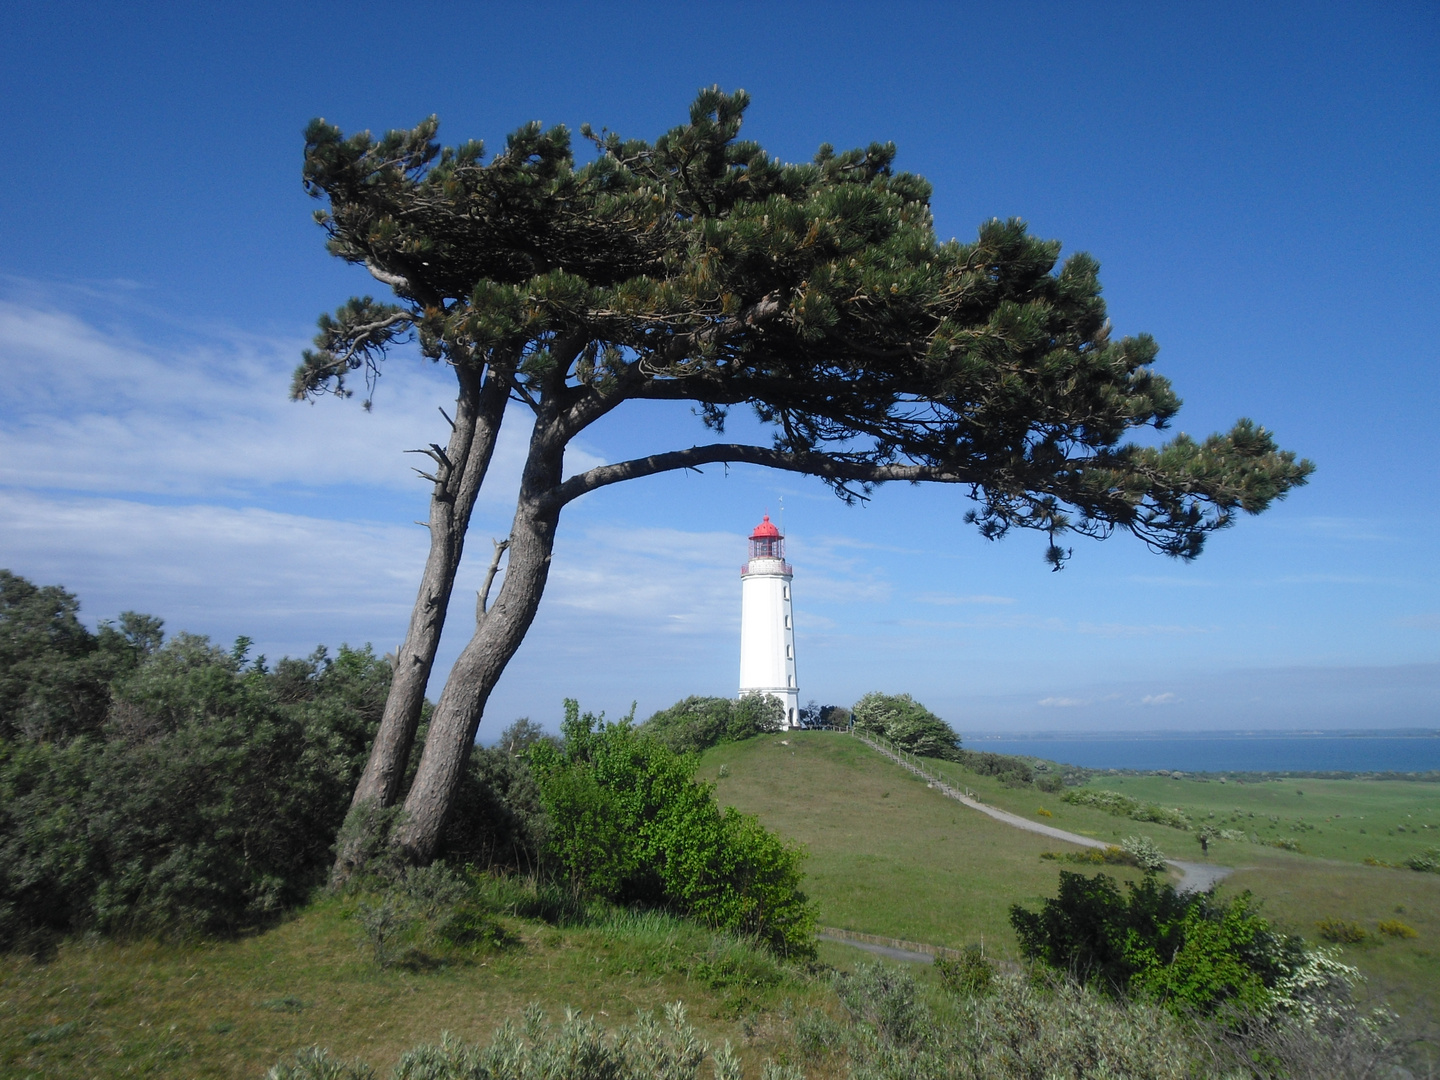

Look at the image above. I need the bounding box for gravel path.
[853,733,1234,894]
[817,934,935,964]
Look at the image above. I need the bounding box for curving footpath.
[850,731,1232,894]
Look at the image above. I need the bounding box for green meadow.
[701,732,1440,1061]
[5,729,1437,1076]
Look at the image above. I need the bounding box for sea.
[965,733,1440,774]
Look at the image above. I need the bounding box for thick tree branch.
[549,443,975,508]
[365,258,412,291]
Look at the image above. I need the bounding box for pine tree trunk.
[333,362,508,880]
[392,413,566,862]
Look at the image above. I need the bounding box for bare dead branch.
[476,538,511,620]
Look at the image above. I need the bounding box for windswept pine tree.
[297,88,1312,867]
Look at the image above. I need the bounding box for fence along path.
[845,730,1231,893]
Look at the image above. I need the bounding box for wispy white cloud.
[1140,692,1179,706]
[1037,696,1089,707]
[0,488,425,656]
[0,298,601,504]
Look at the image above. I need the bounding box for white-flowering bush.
[1120,835,1168,873]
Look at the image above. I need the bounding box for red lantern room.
[748,514,784,560]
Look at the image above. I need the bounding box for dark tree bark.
[394,414,565,860]
[348,363,507,808]
[329,362,509,881]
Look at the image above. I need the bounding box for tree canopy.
[297,88,1312,863]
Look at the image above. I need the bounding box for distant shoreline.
[958,731,1440,774]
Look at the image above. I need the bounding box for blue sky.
[1,1,1436,734]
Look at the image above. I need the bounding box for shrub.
[0,611,389,948]
[1377,919,1417,939]
[641,695,782,755]
[958,749,1036,787]
[0,571,160,742]
[1315,918,1368,945]
[434,721,549,873]
[1062,787,1191,830]
[1011,872,1302,1017]
[1040,845,1133,867]
[350,862,514,967]
[842,966,1216,1080]
[1404,847,1439,873]
[834,961,930,1045]
[851,692,962,760]
[268,1004,747,1080]
[1120,835,1168,873]
[531,702,815,956]
[934,946,995,997]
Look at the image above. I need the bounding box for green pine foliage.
[300,90,1312,567]
[851,692,962,760]
[530,701,815,956]
[1010,871,1305,1018]
[640,694,784,755]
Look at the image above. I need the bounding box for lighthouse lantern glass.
[750,534,783,560]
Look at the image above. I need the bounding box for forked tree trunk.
[393,413,567,862]
[333,362,508,880]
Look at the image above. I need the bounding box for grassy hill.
[702,731,1440,1061]
[695,732,1149,958]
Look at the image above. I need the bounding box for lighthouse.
[739,514,800,728]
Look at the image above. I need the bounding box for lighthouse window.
[786,644,793,658]
[788,674,795,687]
[783,586,790,600]
[785,615,791,628]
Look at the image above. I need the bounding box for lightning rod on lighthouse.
[739,514,800,729]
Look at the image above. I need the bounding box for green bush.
[1315,918,1368,945]
[640,694,783,755]
[531,701,815,956]
[1040,845,1134,867]
[1404,846,1439,873]
[957,749,1035,787]
[1062,787,1191,830]
[934,946,995,997]
[0,580,389,949]
[0,570,161,742]
[851,692,962,760]
[1010,872,1303,1018]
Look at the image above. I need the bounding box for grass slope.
[702,732,1440,1064]
[697,733,1148,957]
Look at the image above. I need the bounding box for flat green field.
[1067,772,1440,865]
[702,732,1440,1062]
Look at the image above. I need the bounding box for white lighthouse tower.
[739,514,800,729]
